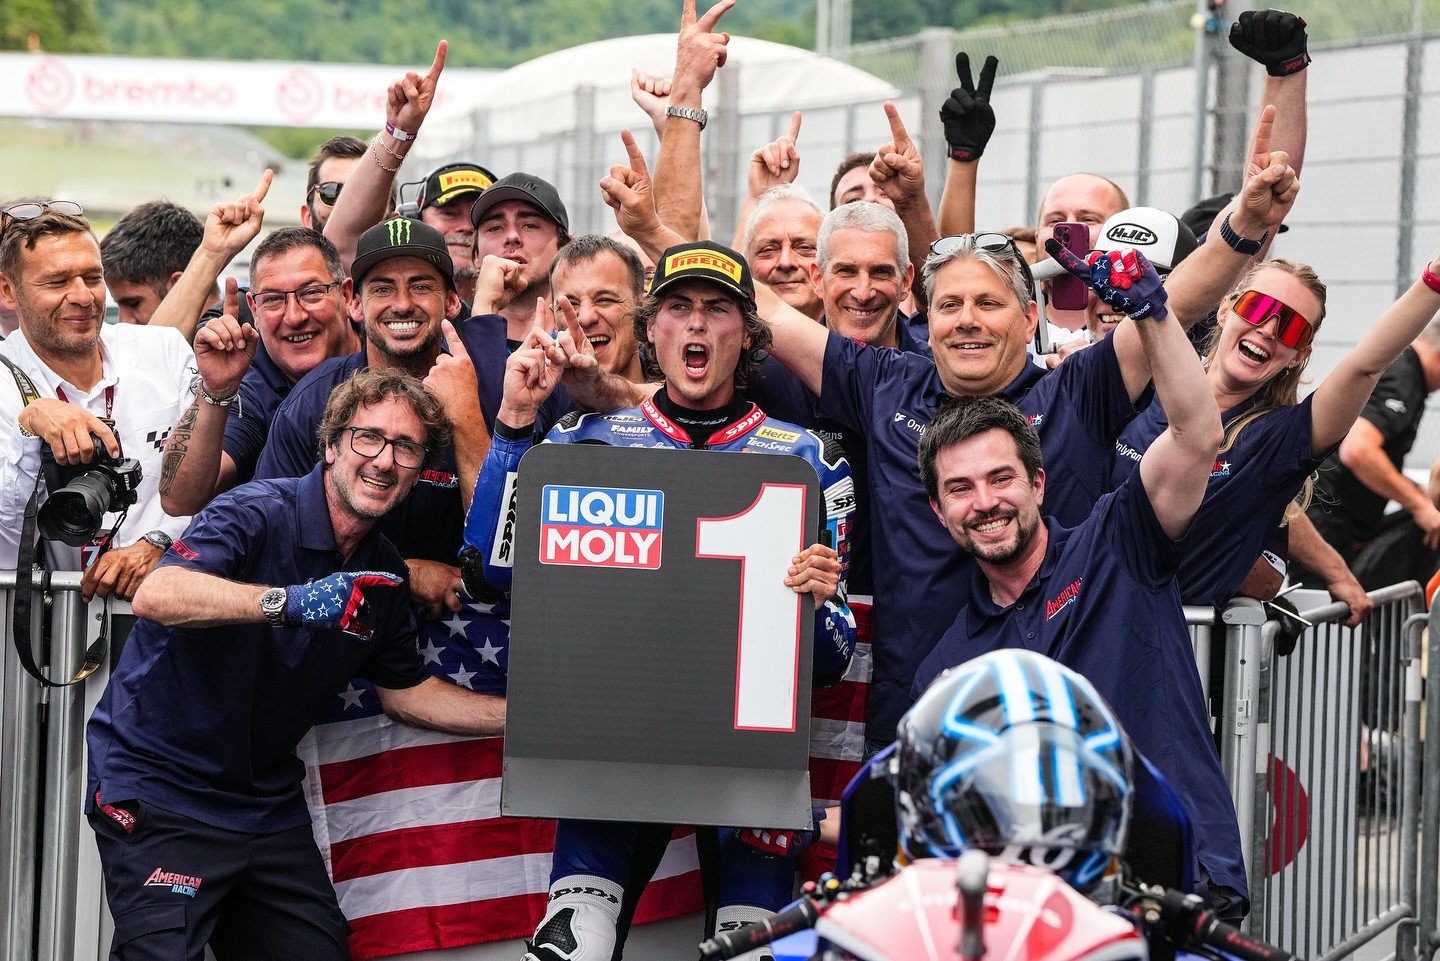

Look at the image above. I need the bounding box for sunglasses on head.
[930,232,1036,299]
[312,182,344,205]
[1,200,85,222]
[1231,289,1314,350]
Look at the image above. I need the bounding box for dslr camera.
[39,423,142,546]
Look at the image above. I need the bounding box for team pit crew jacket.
[461,394,859,684]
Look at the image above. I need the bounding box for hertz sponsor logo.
[756,425,800,443]
[663,250,742,282]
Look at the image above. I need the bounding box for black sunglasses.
[930,232,1036,300]
[312,182,344,205]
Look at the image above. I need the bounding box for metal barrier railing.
[4,574,1431,960]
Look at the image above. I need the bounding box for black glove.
[940,53,998,162]
[1229,9,1310,77]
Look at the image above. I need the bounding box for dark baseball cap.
[467,172,569,232]
[1181,192,1288,241]
[351,217,455,289]
[649,241,755,307]
[420,162,497,210]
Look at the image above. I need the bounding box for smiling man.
[87,370,505,961]
[548,235,647,383]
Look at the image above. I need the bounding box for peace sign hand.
[940,53,999,162]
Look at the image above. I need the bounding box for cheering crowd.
[5,3,1440,959]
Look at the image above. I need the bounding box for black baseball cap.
[649,241,755,307]
[1181,192,1288,241]
[351,217,455,289]
[420,162,497,210]
[467,172,569,232]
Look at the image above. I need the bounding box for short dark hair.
[829,152,875,209]
[306,136,367,202]
[317,369,451,470]
[252,227,347,286]
[918,396,1043,501]
[99,201,203,289]
[550,234,646,299]
[632,285,771,389]
[0,211,95,284]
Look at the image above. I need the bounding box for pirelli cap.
[420,161,497,210]
[467,172,569,232]
[352,217,455,289]
[649,241,755,307]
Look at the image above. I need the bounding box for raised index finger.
[250,168,273,204]
[224,276,240,316]
[786,111,802,144]
[426,40,448,83]
[1249,104,1276,170]
[620,128,650,177]
[883,101,911,147]
[440,317,460,352]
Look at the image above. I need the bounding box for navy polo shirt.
[222,338,293,484]
[913,477,1247,898]
[85,466,428,833]
[1113,394,1327,607]
[818,330,1140,742]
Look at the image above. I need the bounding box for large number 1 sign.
[504,444,821,829]
[696,484,807,732]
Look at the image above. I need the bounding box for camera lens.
[39,471,117,546]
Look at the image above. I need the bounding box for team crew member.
[99,200,212,327]
[910,248,1245,914]
[301,135,369,231]
[414,161,497,305]
[549,234,648,382]
[1107,254,1440,612]
[460,241,857,961]
[86,370,506,960]
[469,171,571,344]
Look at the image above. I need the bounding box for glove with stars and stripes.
[285,570,404,639]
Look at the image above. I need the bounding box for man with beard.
[0,204,194,600]
[469,172,571,345]
[909,253,1245,917]
[415,161,496,306]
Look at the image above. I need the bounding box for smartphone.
[1049,222,1091,312]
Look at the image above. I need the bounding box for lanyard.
[55,383,115,420]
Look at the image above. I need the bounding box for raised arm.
[601,129,688,264]
[1231,10,1310,239]
[936,53,998,238]
[148,171,271,344]
[1052,244,1221,537]
[423,319,492,512]
[869,103,939,306]
[652,0,733,242]
[324,41,445,268]
[731,112,803,250]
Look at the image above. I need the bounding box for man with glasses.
[85,369,506,961]
[0,202,195,601]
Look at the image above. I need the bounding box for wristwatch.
[1218,214,1268,257]
[665,105,708,130]
[141,530,172,552]
[260,587,288,627]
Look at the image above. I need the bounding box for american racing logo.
[1045,577,1082,620]
[540,485,663,569]
[145,867,203,898]
[1210,459,1232,479]
[419,468,457,488]
[1027,413,1044,429]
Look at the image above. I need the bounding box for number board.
[502,443,822,830]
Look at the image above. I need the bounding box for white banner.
[0,53,496,128]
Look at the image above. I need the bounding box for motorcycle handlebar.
[1154,888,1301,961]
[698,899,820,961]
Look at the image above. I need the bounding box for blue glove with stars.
[285,570,404,639]
[1045,239,1169,321]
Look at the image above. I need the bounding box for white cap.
[1032,206,1199,281]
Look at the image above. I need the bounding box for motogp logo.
[539,485,664,569]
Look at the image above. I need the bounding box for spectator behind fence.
[0,203,194,600]
[1297,317,1440,589]
[99,200,214,327]
[461,239,856,961]
[912,244,1244,915]
[85,369,505,961]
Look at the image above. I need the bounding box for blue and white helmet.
[895,650,1133,892]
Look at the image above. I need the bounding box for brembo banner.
[0,53,495,127]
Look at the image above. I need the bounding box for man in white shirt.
[0,203,195,600]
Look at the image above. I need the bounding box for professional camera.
[38,431,142,546]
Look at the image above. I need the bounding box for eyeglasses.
[1231,289,1314,350]
[342,427,429,469]
[312,182,344,205]
[930,233,1036,299]
[247,282,343,315]
[1,200,85,223]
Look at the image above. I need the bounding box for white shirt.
[0,324,196,570]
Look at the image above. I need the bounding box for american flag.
[298,598,704,958]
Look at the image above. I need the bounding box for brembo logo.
[1104,223,1157,246]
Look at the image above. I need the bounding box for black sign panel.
[502,444,822,829]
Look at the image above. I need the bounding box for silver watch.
[260,587,287,627]
[665,105,708,130]
[142,530,172,552]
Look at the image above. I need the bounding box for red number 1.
[695,483,808,732]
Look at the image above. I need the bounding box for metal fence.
[2,573,1435,959]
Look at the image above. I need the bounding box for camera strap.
[2,355,107,687]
